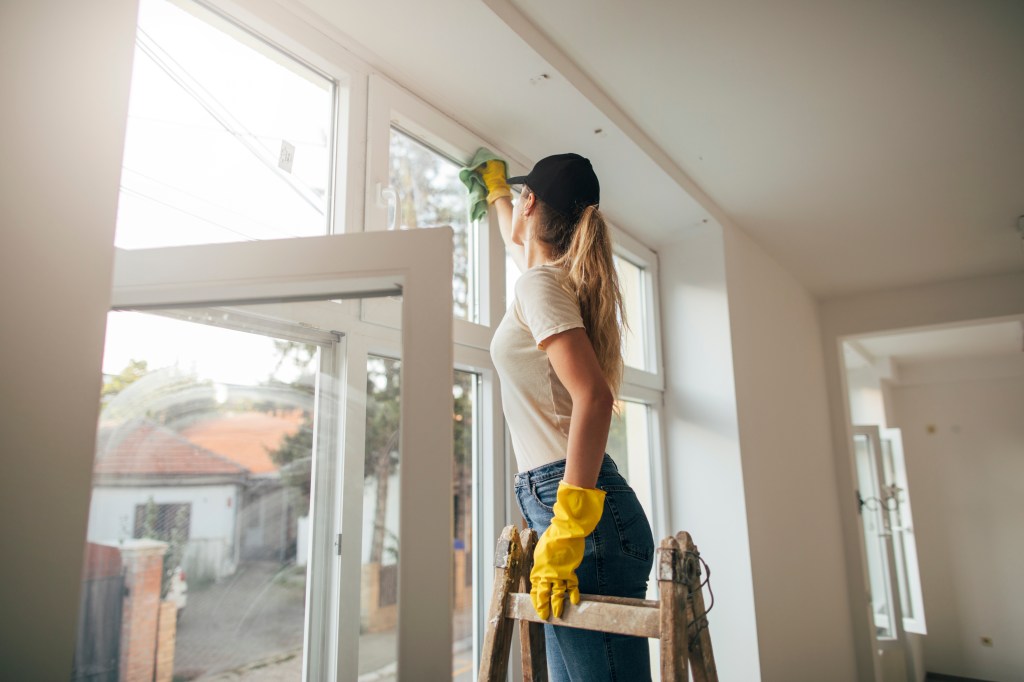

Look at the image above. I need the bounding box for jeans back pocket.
[600,485,655,563]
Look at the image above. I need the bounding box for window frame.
[120,0,369,248]
[364,75,532,339]
[363,76,529,671]
[609,225,664,389]
[610,227,668,555]
[111,227,455,680]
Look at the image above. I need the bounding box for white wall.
[820,270,1024,681]
[722,225,858,681]
[88,484,239,543]
[0,1,139,678]
[88,484,240,579]
[659,224,762,681]
[890,360,1024,681]
[846,364,892,428]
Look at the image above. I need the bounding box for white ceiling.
[854,319,1024,366]
[294,0,1024,298]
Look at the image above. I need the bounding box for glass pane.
[607,401,653,524]
[452,371,479,680]
[880,439,913,620]
[358,364,480,681]
[607,399,657,612]
[117,0,335,249]
[880,432,927,632]
[360,355,402,677]
[77,309,325,681]
[854,433,897,640]
[388,129,477,322]
[614,256,647,371]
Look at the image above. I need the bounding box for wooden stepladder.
[479,526,718,682]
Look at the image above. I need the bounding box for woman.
[477,153,655,681]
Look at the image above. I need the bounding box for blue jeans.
[514,454,655,682]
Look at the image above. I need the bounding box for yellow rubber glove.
[530,481,606,620]
[476,159,512,204]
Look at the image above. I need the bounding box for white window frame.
[610,226,664,390]
[111,228,455,681]
[611,226,668,551]
[363,74,521,672]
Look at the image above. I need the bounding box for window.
[358,359,482,679]
[133,502,191,542]
[607,400,653,515]
[614,255,648,371]
[452,370,480,678]
[389,129,478,321]
[79,3,667,676]
[83,309,324,679]
[853,425,927,639]
[879,429,926,635]
[366,77,503,330]
[88,227,457,680]
[359,353,400,669]
[116,0,338,249]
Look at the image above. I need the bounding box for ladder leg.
[679,532,718,682]
[517,528,547,681]
[479,525,522,681]
[658,535,688,682]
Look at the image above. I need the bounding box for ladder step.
[505,593,661,638]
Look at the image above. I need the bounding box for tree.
[100,361,218,428]
[269,414,314,507]
[138,496,190,598]
[452,372,474,555]
[262,341,318,508]
[101,359,149,408]
[389,131,472,319]
[365,357,401,564]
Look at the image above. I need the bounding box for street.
[173,561,473,681]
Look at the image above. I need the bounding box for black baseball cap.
[507,153,600,219]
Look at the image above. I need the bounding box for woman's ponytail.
[550,205,625,395]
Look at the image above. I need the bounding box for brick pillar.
[118,540,168,682]
[154,601,177,682]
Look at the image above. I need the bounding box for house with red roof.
[87,412,305,582]
[183,410,306,562]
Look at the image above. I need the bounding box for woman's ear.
[522,191,536,218]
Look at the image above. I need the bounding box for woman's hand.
[476,159,511,204]
[530,481,606,619]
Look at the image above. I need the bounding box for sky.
[116,0,333,250]
[103,311,307,387]
[103,0,334,388]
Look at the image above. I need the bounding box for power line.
[121,166,311,238]
[135,27,326,215]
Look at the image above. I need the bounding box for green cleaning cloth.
[459,147,507,222]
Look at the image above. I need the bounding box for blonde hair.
[530,190,625,395]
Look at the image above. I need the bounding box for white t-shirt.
[490,265,585,472]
